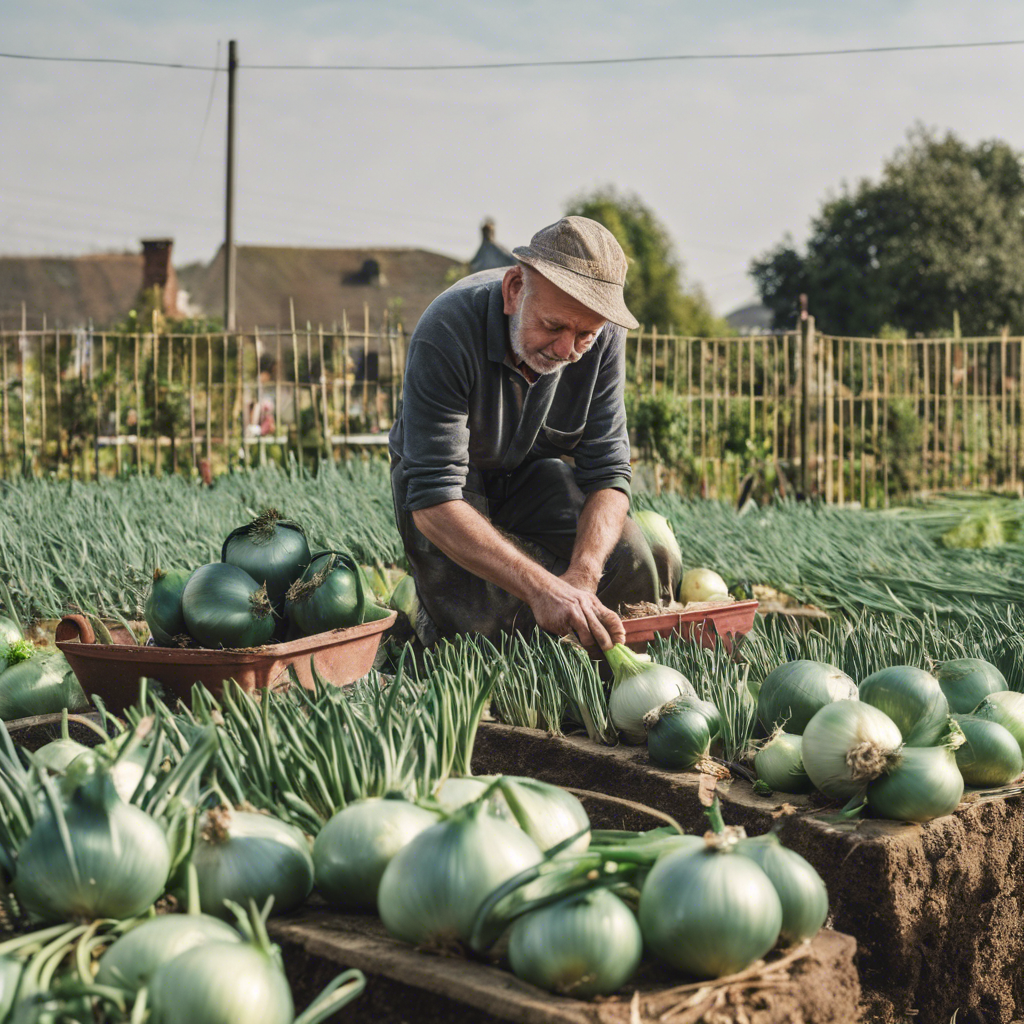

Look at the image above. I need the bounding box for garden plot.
[472,721,1024,1024]
[272,913,858,1024]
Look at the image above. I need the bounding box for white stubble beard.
[508,304,564,377]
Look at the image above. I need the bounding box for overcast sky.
[2,1,1023,315]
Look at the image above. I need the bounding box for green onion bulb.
[605,644,695,744]
[378,801,543,946]
[754,731,814,794]
[145,567,191,646]
[679,567,729,604]
[643,699,711,770]
[192,808,314,919]
[972,692,1024,753]
[734,834,828,944]
[858,666,949,746]
[756,661,858,735]
[0,614,22,647]
[866,727,965,822]
[388,573,419,627]
[32,736,89,775]
[633,510,683,604]
[96,914,241,994]
[313,798,439,911]
[801,700,902,800]
[14,772,171,922]
[221,509,311,616]
[434,777,515,823]
[182,564,275,649]
[63,738,162,805]
[147,940,293,1024]
[638,841,782,978]
[670,692,724,742]
[0,957,21,1021]
[936,658,1008,714]
[497,777,591,854]
[952,714,1023,787]
[0,652,88,721]
[285,551,382,636]
[508,889,643,997]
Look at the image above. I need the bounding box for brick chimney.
[141,239,179,317]
[481,218,496,242]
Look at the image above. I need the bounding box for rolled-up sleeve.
[400,333,474,511]
[572,327,632,500]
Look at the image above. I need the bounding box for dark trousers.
[392,458,659,644]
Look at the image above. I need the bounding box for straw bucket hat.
[512,217,639,330]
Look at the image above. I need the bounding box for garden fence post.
[799,302,813,496]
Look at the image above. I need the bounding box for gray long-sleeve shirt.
[389,268,631,513]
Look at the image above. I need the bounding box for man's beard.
[509,306,564,376]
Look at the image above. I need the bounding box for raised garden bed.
[271,787,860,1024]
[472,721,1024,1024]
[271,913,858,1024]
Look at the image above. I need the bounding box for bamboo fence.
[626,318,1023,503]
[0,307,405,481]
[1,314,1021,503]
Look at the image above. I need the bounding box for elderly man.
[388,216,658,650]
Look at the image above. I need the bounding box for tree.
[565,187,729,335]
[751,127,1024,336]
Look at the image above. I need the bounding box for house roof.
[725,302,775,334]
[0,253,142,330]
[178,244,461,331]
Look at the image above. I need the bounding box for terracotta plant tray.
[585,599,758,657]
[55,611,396,713]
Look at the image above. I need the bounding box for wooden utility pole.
[224,40,238,331]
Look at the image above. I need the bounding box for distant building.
[177,244,460,331]
[0,220,516,331]
[725,302,775,335]
[0,239,181,331]
[468,219,515,275]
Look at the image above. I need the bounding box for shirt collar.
[486,283,511,365]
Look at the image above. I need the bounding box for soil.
[471,722,1024,1024]
[272,911,860,1024]
[4,712,107,751]
[622,597,737,619]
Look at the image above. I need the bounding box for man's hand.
[528,574,624,651]
[412,497,626,649]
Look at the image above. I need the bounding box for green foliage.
[2,637,33,668]
[752,126,1024,336]
[941,511,1008,550]
[566,187,730,336]
[625,390,689,467]
[113,287,223,336]
[881,399,923,493]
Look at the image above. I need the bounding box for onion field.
[1,456,1022,627]
[1,463,1024,1023]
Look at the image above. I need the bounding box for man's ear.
[502,265,524,315]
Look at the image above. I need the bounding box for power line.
[3,37,1024,73]
[0,52,219,70]
[248,38,1024,70]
